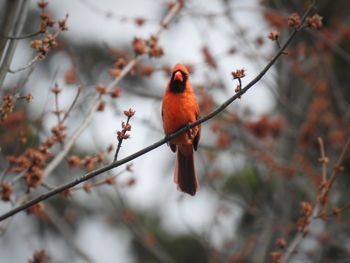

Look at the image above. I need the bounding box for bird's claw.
[186,123,194,139]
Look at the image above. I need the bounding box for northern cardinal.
[162,64,201,196]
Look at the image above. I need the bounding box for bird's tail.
[174,145,198,196]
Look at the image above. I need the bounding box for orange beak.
[174,71,183,81]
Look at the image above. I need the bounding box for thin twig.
[61,86,81,123]
[78,0,159,23]
[45,204,94,263]
[317,137,328,184]
[73,169,126,191]
[0,10,309,221]
[104,187,177,263]
[281,136,350,263]
[8,55,41,73]
[314,203,350,219]
[53,84,62,123]
[114,114,133,161]
[324,136,350,197]
[1,30,43,40]
[154,0,183,38]
[8,27,63,74]
[44,99,101,178]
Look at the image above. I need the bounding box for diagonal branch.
[1,30,43,40]
[0,4,313,222]
[7,55,41,73]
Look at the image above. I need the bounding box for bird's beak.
[174,71,183,81]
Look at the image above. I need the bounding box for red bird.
[162,64,201,196]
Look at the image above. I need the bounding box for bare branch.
[7,55,41,74]
[8,27,63,74]
[324,136,350,197]
[0,0,31,88]
[61,86,81,123]
[104,188,177,263]
[1,30,43,40]
[45,205,94,263]
[114,110,134,161]
[281,136,350,263]
[318,137,328,184]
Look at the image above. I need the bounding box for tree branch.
[0,8,310,221]
[45,204,94,263]
[1,30,43,40]
[7,55,41,73]
[318,137,328,184]
[0,0,30,88]
[114,110,134,162]
[281,136,350,263]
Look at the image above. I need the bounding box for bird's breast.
[162,90,199,138]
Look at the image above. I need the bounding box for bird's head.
[169,64,189,93]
